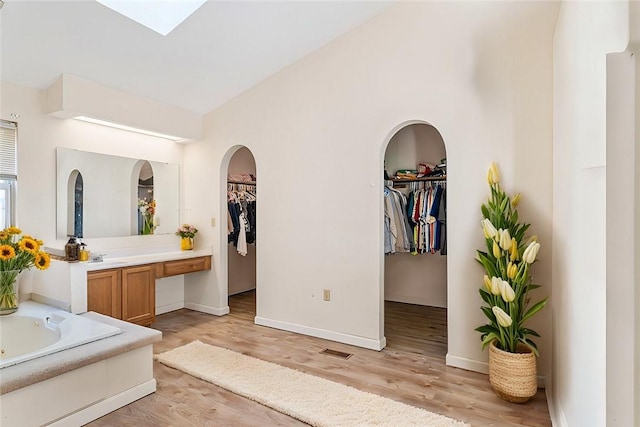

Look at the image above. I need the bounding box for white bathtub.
[0,301,121,368]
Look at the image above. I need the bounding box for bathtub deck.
[0,311,161,395]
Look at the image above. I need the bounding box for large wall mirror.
[56,148,180,239]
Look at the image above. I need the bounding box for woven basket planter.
[488,340,537,403]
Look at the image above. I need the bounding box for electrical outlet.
[211,217,216,227]
[323,289,330,301]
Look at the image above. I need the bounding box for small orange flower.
[0,232,9,241]
[35,252,51,270]
[0,245,16,260]
[19,238,39,255]
[5,226,21,235]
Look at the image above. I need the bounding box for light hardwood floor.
[88,291,551,426]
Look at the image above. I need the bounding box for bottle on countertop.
[65,236,80,262]
[79,242,90,262]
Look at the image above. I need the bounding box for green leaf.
[518,338,539,357]
[521,297,548,323]
[527,284,541,291]
[476,251,498,277]
[481,333,500,350]
[478,288,493,305]
[481,306,496,322]
[481,205,490,219]
[475,324,498,334]
[521,328,541,337]
[499,196,509,214]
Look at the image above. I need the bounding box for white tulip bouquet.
[476,163,547,355]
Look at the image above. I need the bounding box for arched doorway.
[67,169,83,238]
[225,146,257,316]
[137,160,155,235]
[382,121,448,359]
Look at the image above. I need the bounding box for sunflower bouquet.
[0,226,51,313]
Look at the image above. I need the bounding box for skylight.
[96,0,207,36]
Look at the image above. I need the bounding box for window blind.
[0,121,17,180]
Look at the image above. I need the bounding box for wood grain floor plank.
[88,291,551,427]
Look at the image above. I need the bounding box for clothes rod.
[390,175,446,183]
[227,180,256,185]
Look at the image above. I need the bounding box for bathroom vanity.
[32,246,214,322]
[87,255,211,326]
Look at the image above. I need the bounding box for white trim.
[446,353,489,374]
[48,380,156,427]
[255,316,386,351]
[545,384,568,427]
[384,294,447,308]
[446,353,547,389]
[184,302,230,316]
[156,301,185,315]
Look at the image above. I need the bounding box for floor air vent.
[320,349,353,359]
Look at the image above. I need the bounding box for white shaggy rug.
[155,341,469,427]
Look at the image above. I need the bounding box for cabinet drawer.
[157,256,211,278]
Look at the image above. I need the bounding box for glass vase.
[180,237,194,251]
[0,270,21,315]
[141,215,155,235]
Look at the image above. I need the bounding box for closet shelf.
[227,180,256,185]
[390,175,446,183]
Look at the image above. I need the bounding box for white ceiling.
[0,0,391,115]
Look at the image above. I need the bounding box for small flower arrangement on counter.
[138,198,156,235]
[176,224,198,251]
[0,226,51,314]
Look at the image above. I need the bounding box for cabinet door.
[121,264,155,326]
[87,269,122,319]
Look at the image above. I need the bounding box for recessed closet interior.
[383,123,447,357]
[227,147,257,310]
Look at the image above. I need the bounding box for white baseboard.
[184,302,230,316]
[446,353,489,374]
[385,294,447,308]
[49,380,156,427]
[447,353,547,390]
[545,383,568,427]
[156,302,184,315]
[255,316,385,351]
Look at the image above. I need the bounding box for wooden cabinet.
[87,256,211,327]
[87,264,155,327]
[122,264,155,326]
[155,256,211,278]
[87,268,121,319]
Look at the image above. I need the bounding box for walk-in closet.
[383,123,447,358]
[226,147,257,313]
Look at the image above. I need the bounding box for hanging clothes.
[384,180,446,255]
[383,185,414,254]
[227,180,256,256]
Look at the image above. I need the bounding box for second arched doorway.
[382,121,448,359]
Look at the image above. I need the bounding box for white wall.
[552,1,630,425]
[384,123,447,308]
[635,46,640,427]
[0,81,186,307]
[606,50,636,427]
[184,1,557,370]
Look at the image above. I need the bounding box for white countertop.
[80,248,212,271]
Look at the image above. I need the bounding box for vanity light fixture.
[73,116,186,142]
